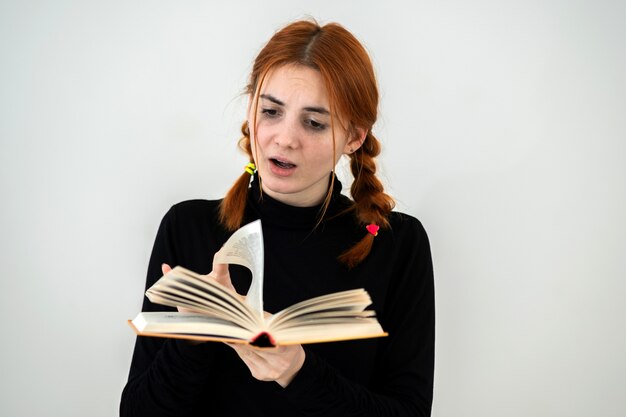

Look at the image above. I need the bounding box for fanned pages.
[129,220,387,347]
[213,219,264,320]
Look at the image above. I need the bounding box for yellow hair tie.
[244,162,256,175]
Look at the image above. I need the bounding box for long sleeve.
[120,192,435,417]
[280,217,435,416]
[120,206,219,417]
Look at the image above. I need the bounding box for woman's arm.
[120,206,219,417]
[278,217,435,416]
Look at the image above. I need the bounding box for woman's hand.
[226,343,306,387]
[161,249,242,307]
[161,250,243,345]
[162,254,305,385]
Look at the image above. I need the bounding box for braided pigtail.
[338,131,395,268]
[218,121,255,231]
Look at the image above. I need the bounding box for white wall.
[1,1,624,416]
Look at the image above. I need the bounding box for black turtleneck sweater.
[120,178,435,417]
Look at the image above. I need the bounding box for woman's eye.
[306,119,327,131]
[261,108,279,117]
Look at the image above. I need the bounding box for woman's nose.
[273,121,300,149]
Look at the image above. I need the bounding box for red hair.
[219,20,395,268]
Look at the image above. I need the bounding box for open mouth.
[270,158,296,169]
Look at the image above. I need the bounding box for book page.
[146,272,260,330]
[271,320,386,345]
[214,219,264,320]
[131,312,254,341]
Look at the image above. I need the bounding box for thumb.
[161,263,172,275]
[211,249,229,279]
[212,261,229,280]
[211,250,234,291]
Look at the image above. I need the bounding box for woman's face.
[249,64,364,207]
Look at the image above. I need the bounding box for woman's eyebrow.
[260,94,329,115]
[303,105,329,115]
[260,94,283,106]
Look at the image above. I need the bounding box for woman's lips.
[269,158,297,176]
[271,158,296,169]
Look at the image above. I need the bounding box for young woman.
[121,20,435,417]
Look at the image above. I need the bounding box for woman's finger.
[210,250,237,293]
[226,343,262,365]
[225,342,304,386]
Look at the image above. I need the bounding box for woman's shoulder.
[154,199,229,270]
[170,198,222,213]
[161,198,224,229]
[381,210,431,252]
[388,210,428,237]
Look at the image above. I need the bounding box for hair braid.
[338,131,395,268]
[219,20,393,267]
[218,122,254,231]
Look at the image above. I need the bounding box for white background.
[1,1,624,416]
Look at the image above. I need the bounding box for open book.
[129,220,387,347]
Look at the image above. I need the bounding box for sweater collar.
[246,174,350,230]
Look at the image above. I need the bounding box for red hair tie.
[366,224,379,236]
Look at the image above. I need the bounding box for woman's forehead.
[258,64,329,107]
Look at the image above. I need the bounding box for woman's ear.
[343,127,367,154]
